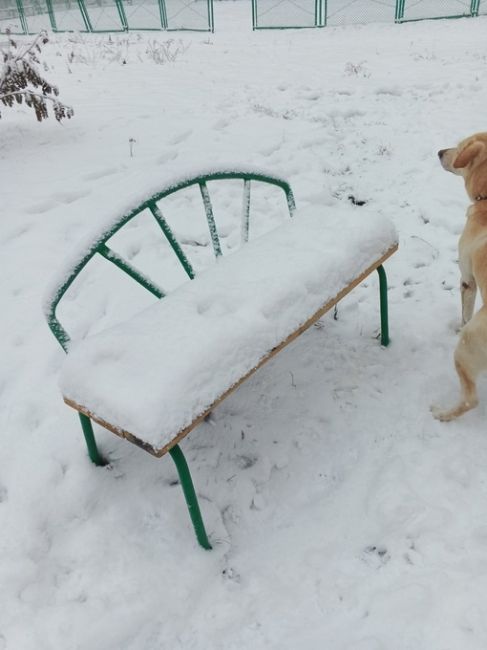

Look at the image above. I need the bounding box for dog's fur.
[432,132,487,421]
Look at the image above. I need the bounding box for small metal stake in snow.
[129,138,136,157]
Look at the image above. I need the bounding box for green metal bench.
[45,167,397,550]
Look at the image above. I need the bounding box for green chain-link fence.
[0,0,214,33]
[252,0,484,28]
[1,0,484,33]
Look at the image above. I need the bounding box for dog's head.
[438,132,487,201]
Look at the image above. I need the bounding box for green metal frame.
[3,0,213,33]
[45,167,393,548]
[251,0,480,29]
[45,0,58,30]
[115,0,128,28]
[45,168,295,549]
[0,0,28,34]
[395,0,477,22]
[159,0,168,28]
[15,0,29,32]
[252,0,323,29]
[3,0,483,32]
[165,0,214,32]
[78,0,127,33]
[122,0,165,30]
[120,0,214,32]
[377,264,389,346]
[47,169,295,350]
[35,0,92,33]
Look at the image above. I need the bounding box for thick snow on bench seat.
[60,206,397,451]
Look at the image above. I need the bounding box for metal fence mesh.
[0,0,28,33]
[325,0,397,26]
[401,0,473,21]
[123,0,164,29]
[253,0,482,28]
[253,0,318,28]
[82,0,126,31]
[21,1,54,32]
[0,0,214,32]
[165,0,212,30]
[51,0,90,31]
[0,0,484,32]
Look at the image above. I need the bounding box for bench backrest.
[45,168,296,352]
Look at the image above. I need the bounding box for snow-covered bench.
[45,167,398,550]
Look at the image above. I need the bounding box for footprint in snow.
[362,544,390,567]
[83,166,120,181]
[168,129,193,145]
[24,189,90,214]
[222,566,241,583]
[375,87,402,97]
[300,91,322,101]
[24,199,59,214]
[157,150,178,165]
[52,189,91,204]
[259,141,281,157]
[234,454,258,470]
[212,117,231,130]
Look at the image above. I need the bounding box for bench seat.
[60,205,397,457]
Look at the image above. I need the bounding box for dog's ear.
[453,141,485,169]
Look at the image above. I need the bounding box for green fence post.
[15,0,28,34]
[395,0,402,21]
[207,0,214,32]
[251,0,257,29]
[77,0,93,31]
[157,0,167,29]
[115,0,128,29]
[470,0,480,15]
[45,0,58,30]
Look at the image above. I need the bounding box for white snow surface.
[3,10,487,650]
[60,208,397,448]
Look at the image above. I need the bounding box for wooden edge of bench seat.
[63,242,398,459]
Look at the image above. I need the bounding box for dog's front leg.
[461,277,477,325]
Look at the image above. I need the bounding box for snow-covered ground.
[2,9,487,650]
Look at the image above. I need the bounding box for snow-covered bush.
[64,34,188,68]
[145,38,189,65]
[0,30,73,122]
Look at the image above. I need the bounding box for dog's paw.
[430,404,454,421]
[448,319,463,334]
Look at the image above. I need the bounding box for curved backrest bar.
[45,168,296,352]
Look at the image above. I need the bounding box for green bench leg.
[79,413,107,466]
[78,415,210,548]
[376,264,390,346]
[169,444,212,550]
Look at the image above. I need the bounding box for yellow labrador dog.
[432,132,487,421]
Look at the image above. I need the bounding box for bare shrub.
[0,30,73,122]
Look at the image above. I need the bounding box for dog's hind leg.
[432,356,479,421]
[461,277,477,325]
[432,306,487,421]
